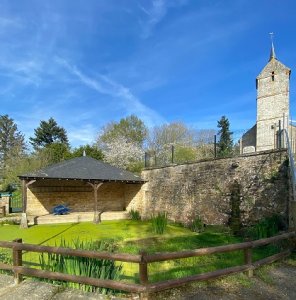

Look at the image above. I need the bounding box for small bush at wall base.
[151,212,168,234]
[246,215,284,240]
[39,238,122,295]
[129,209,141,220]
[189,216,205,233]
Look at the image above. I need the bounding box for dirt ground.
[153,258,296,300]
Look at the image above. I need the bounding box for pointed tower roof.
[269,41,276,61]
[257,38,290,80]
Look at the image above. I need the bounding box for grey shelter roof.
[18,156,145,183]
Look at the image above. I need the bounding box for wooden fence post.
[244,246,253,277]
[12,238,23,284]
[139,251,149,300]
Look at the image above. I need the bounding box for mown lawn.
[0,220,193,245]
[0,220,281,283]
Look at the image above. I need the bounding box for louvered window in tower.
[271,71,275,81]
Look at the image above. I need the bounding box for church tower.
[256,42,291,151]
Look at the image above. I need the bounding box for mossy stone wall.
[138,149,289,226]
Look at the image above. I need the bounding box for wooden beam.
[21,179,27,213]
[20,179,36,229]
[0,240,142,262]
[87,182,103,223]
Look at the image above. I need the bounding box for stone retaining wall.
[135,149,289,226]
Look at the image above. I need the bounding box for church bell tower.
[256,41,291,151]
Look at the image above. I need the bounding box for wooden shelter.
[18,156,145,228]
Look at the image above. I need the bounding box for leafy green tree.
[217,116,233,157]
[99,115,148,146]
[2,150,51,191]
[30,117,69,149]
[0,115,26,190]
[174,145,196,163]
[41,143,72,164]
[70,144,104,161]
[0,114,26,162]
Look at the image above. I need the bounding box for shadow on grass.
[120,250,245,284]
[36,222,79,246]
[122,230,242,254]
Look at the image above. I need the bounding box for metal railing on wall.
[144,130,245,168]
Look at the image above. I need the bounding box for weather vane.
[269,32,274,42]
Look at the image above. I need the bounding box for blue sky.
[1,0,296,147]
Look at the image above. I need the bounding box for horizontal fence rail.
[0,231,295,295]
[145,231,295,262]
[0,240,142,263]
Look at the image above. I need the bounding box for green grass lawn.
[0,220,282,283]
[0,220,193,245]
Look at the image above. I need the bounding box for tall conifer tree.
[217,116,233,157]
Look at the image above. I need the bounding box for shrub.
[0,219,19,225]
[189,216,205,233]
[0,250,12,274]
[129,209,141,220]
[151,212,168,234]
[247,215,283,240]
[39,238,122,294]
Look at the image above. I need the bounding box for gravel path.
[154,260,296,300]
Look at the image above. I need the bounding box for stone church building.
[241,42,296,153]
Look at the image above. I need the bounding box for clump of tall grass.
[39,238,122,295]
[189,216,205,233]
[129,209,141,220]
[246,215,283,240]
[0,250,12,275]
[151,212,168,234]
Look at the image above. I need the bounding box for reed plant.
[39,238,122,294]
[189,216,205,233]
[129,209,141,220]
[0,250,12,274]
[247,215,282,240]
[151,212,168,234]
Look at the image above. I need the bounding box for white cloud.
[55,56,165,127]
[139,0,187,38]
[0,16,22,31]
[67,124,97,146]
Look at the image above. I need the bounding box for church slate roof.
[18,156,145,183]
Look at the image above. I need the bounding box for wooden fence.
[0,231,295,297]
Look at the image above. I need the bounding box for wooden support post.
[20,179,28,229]
[13,238,23,284]
[20,179,36,229]
[244,247,253,277]
[87,182,103,224]
[139,251,149,300]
